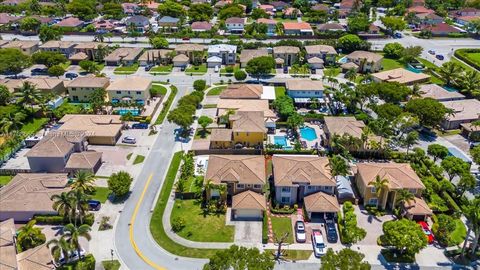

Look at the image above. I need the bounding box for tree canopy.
[203,245,274,270]
[347,13,370,33]
[67,0,97,20]
[107,171,133,198]
[273,95,295,120]
[381,16,406,33]
[427,144,449,162]
[441,156,470,181]
[218,4,244,20]
[381,219,427,256]
[338,34,370,53]
[39,25,62,42]
[383,42,404,59]
[405,98,449,128]
[245,56,275,80]
[158,0,186,18]
[321,248,371,270]
[188,3,213,22]
[150,36,169,49]
[0,48,31,75]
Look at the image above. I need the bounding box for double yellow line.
[129,173,166,270]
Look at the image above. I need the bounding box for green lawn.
[21,118,48,136]
[150,65,173,74]
[185,64,207,75]
[90,187,111,203]
[382,58,405,71]
[417,58,445,85]
[150,84,167,97]
[150,152,220,258]
[207,86,226,96]
[0,175,13,186]
[220,66,240,75]
[126,153,133,160]
[451,57,475,72]
[184,175,203,193]
[266,249,312,260]
[113,63,139,74]
[271,217,294,243]
[275,86,286,98]
[323,67,341,77]
[451,219,467,245]
[102,260,121,270]
[133,155,145,165]
[170,199,234,242]
[203,104,217,109]
[154,85,177,125]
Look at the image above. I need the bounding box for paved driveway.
[354,205,395,245]
[233,220,262,245]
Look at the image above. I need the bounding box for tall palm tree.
[63,224,91,260]
[461,198,480,257]
[51,192,74,223]
[17,220,45,251]
[344,68,357,82]
[395,188,416,209]
[47,236,71,264]
[438,61,463,86]
[15,82,43,112]
[459,70,480,98]
[70,170,96,193]
[218,184,227,205]
[0,112,26,133]
[411,84,424,97]
[70,190,89,225]
[368,176,389,208]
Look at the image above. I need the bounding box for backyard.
[0,175,13,186]
[185,64,207,75]
[113,63,139,75]
[382,57,405,71]
[170,199,235,242]
[270,216,294,243]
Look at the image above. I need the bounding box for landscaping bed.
[154,85,177,125]
[454,49,480,71]
[274,86,286,98]
[150,84,167,97]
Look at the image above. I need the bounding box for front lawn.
[275,86,286,98]
[102,260,121,270]
[324,67,341,77]
[0,175,13,186]
[90,187,111,203]
[451,57,475,72]
[381,249,415,263]
[206,86,226,96]
[150,65,173,74]
[451,219,467,245]
[270,216,294,243]
[185,64,207,75]
[113,63,139,75]
[382,58,405,71]
[266,249,312,260]
[150,84,167,97]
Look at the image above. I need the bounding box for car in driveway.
[295,220,306,243]
[325,220,338,243]
[428,50,435,55]
[58,248,86,266]
[436,54,444,60]
[31,68,47,75]
[122,136,136,144]
[65,72,78,79]
[131,123,148,129]
[88,199,101,211]
[311,229,326,257]
[418,221,434,244]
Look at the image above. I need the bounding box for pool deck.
[299,123,324,149]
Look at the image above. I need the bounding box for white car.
[57,248,86,265]
[122,136,136,144]
[311,229,326,257]
[295,220,306,243]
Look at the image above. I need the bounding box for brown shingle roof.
[232,190,266,210]
[58,114,123,138]
[226,17,245,24]
[66,76,110,89]
[273,155,334,187]
[0,219,17,270]
[26,136,74,158]
[304,45,337,55]
[304,192,340,213]
[230,111,266,133]
[372,68,430,84]
[138,49,173,61]
[282,22,312,30]
[356,162,425,190]
[104,47,143,62]
[346,50,383,63]
[210,129,233,141]
[205,155,266,185]
[403,197,433,216]
[56,17,84,27]
[65,151,102,170]
[175,43,205,52]
[220,84,263,99]
[273,46,300,54]
[16,244,55,270]
[191,21,212,30]
[239,48,269,64]
[324,116,365,138]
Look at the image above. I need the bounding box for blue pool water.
[274,136,288,147]
[116,108,140,116]
[300,127,317,141]
[443,85,459,92]
[338,56,348,64]
[406,66,422,73]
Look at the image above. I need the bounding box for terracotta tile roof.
[232,190,266,210]
[283,7,302,16]
[217,99,277,118]
[0,173,69,214]
[104,47,143,63]
[172,53,189,62]
[0,13,21,24]
[16,244,55,270]
[0,219,17,270]
[407,6,435,14]
[317,23,345,31]
[457,15,480,22]
[2,40,38,50]
[26,136,74,158]
[220,84,263,99]
[403,197,433,216]
[210,129,233,141]
[226,17,245,24]
[282,22,312,30]
[66,76,110,89]
[304,192,340,213]
[68,52,88,61]
[372,68,430,84]
[74,42,103,50]
[424,22,462,33]
[230,111,266,133]
[138,49,173,61]
[205,155,266,185]
[419,84,465,100]
[346,50,383,63]
[272,155,334,187]
[239,48,269,64]
[175,43,205,52]
[191,21,212,30]
[324,116,365,138]
[24,78,64,91]
[65,151,102,170]
[356,162,425,190]
[304,45,337,55]
[55,17,84,27]
[39,40,76,49]
[58,114,123,138]
[0,78,22,93]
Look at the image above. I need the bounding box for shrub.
[262,212,269,244]
[172,217,186,232]
[193,80,206,91]
[454,49,480,71]
[99,216,113,231]
[225,66,234,73]
[107,171,133,198]
[33,214,94,226]
[234,70,247,81]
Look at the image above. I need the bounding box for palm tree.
[438,61,463,86]
[16,82,43,112]
[51,192,74,223]
[0,112,26,133]
[70,190,89,225]
[368,176,389,208]
[411,84,424,97]
[17,220,46,251]
[63,224,91,260]
[395,188,415,209]
[70,170,96,193]
[204,179,216,200]
[344,68,357,82]
[218,184,227,205]
[461,198,480,257]
[47,236,71,264]
[459,70,480,98]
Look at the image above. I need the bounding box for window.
[281,197,290,203]
[370,187,376,194]
[237,184,245,189]
[307,186,313,190]
[246,184,251,188]
[281,187,291,192]
[368,198,378,205]
[324,186,332,192]
[409,189,416,194]
[136,91,141,95]
[116,91,121,94]
[254,184,261,189]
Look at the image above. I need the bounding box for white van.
[214,66,219,73]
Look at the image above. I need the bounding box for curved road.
[114,83,207,270]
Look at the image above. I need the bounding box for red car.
[418,221,434,244]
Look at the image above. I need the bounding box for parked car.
[470,141,480,149]
[144,64,153,71]
[311,229,326,257]
[180,66,186,71]
[122,136,137,144]
[88,200,101,211]
[295,220,306,243]
[417,221,434,244]
[182,37,190,41]
[428,50,435,55]
[214,66,219,73]
[31,68,47,75]
[436,54,444,60]
[65,72,78,79]
[58,248,86,265]
[325,220,338,243]
[393,32,402,38]
[131,123,148,129]
[283,66,288,74]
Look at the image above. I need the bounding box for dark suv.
[325,220,338,243]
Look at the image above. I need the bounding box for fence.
[192,149,262,156]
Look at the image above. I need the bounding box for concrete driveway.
[354,205,395,245]
[233,220,262,245]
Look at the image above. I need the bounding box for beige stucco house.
[66,76,110,102]
[106,76,152,103]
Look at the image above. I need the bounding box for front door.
[297,185,305,203]
[386,191,396,210]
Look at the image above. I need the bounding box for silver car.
[122,136,136,144]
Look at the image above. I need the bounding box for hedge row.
[33,214,94,226]
[454,49,480,71]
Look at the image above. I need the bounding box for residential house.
[422,22,462,35]
[270,1,288,11]
[106,76,152,104]
[217,99,277,119]
[366,24,380,34]
[0,0,27,6]
[0,78,22,93]
[175,43,205,64]
[407,6,435,15]
[272,155,336,211]
[418,84,465,101]
[220,84,263,99]
[207,44,237,67]
[55,17,84,28]
[411,0,425,7]
[73,42,105,61]
[1,40,39,55]
[285,79,324,105]
[158,16,180,32]
[0,173,70,222]
[94,19,118,31]
[225,17,246,33]
[0,13,22,25]
[344,50,383,73]
[282,22,314,36]
[455,15,480,27]
[440,99,480,130]
[415,13,443,25]
[69,52,89,64]
[172,54,189,67]
[140,1,160,11]
[57,114,124,145]
[65,151,103,174]
[273,46,300,67]
[125,15,150,32]
[460,122,480,141]
[449,7,480,18]
[191,21,212,32]
[283,7,302,18]
[259,4,275,15]
[104,47,143,66]
[322,116,365,146]
[312,4,329,12]
[317,22,345,32]
[339,0,355,17]
[304,45,337,67]
[211,111,266,148]
[257,18,277,36]
[214,0,233,10]
[0,219,18,269]
[66,76,110,102]
[355,162,429,217]
[372,68,430,85]
[122,2,139,15]
[26,136,77,172]
[138,49,173,66]
[239,48,269,68]
[24,77,66,95]
[39,40,77,56]
[205,155,266,220]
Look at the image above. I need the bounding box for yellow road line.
[129,173,166,270]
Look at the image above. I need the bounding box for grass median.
[149,152,220,258]
[154,85,178,125]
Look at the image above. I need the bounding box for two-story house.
[304,45,337,68]
[257,18,277,36]
[174,43,205,64]
[239,48,269,68]
[66,76,110,102]
[72,42,106,61]
[322,116,366,147]
[207,44,237,67]
[343,50,383,73]
[205,155,267,220]
[158,16,180,32]
[282,22,314,36]
[225,17,246,33]
[125,15,150,33]
[106,76,152,104]
[39,41,77,57]
[285,79,324,106]
[273,46,300,67]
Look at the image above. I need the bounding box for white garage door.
[234,209,262,220]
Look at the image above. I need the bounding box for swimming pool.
[338,56,348,64]
[443,85,459,92]
[406,66,422,73]
[300,127,317,141]
[274,136,288,147]
[116,108,140,116]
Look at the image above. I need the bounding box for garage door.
[234,209,263,220]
